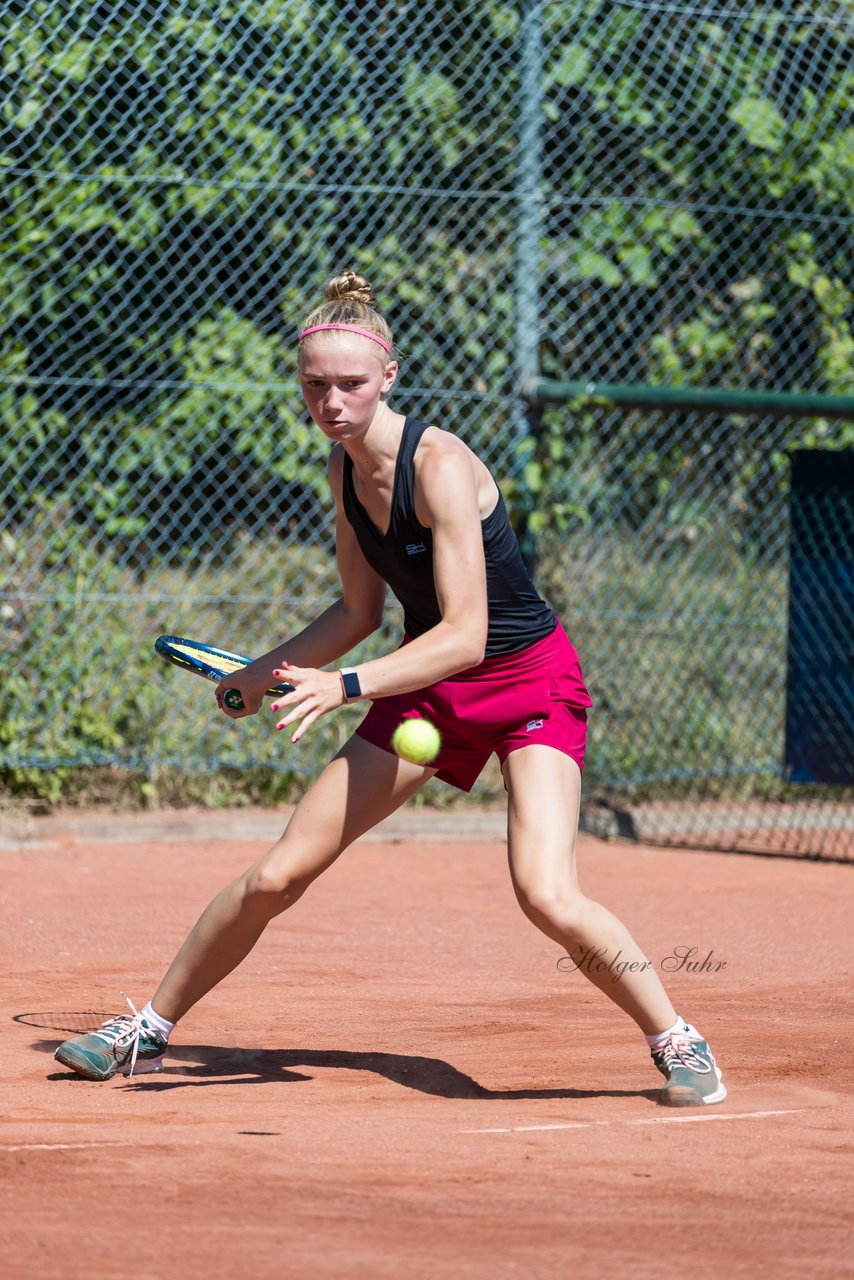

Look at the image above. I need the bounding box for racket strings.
[155,635,290,695]
[167,644,246,674]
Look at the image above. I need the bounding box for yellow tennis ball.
[392,717,441,765]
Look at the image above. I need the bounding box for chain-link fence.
[2,2,852,858]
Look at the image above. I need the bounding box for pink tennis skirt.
[355,620,592,791]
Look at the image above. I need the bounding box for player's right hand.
[214,678,264,719]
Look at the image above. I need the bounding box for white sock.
[141,1001,175,1039]
[645,1016,693,1050]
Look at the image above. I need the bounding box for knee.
[241,861,312,916]
[515,881,591,939]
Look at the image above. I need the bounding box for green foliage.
[3,2,852,553]
[0,533,371,803]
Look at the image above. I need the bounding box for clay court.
[1,807,852,1279]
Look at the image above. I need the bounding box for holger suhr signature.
[557,945,727,982]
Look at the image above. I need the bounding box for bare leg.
[502,745,677,1035]
[151,737,436,1023]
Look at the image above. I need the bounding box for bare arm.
[215,447,386,711]
[347,437,488,698]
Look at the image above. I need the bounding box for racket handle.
[222,681,292,712]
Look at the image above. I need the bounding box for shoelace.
[93,993,149,1076]
[656,1030,712,1075]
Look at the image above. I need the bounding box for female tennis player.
[55,272,726,1106]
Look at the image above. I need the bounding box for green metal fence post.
[514,0,544,574]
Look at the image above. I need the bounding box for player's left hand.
[269,663,346,742]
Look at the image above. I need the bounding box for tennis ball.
[392,717,441,765]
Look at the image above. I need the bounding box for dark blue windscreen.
[784,450,854,784]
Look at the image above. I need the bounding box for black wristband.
[339,668,362,702]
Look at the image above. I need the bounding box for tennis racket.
[154,635,293,711]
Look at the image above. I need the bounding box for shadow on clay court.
[53,1046,659,1102]
[23,1022,658,1102]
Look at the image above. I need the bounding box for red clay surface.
[2,808,853,1279]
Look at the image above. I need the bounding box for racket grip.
[222,688,245,712]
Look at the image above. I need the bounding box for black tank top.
[342,419,556,657]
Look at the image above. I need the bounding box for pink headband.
[298,323,392,354]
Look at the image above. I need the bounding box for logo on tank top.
[526,719,544,732]
[405,542,427,556]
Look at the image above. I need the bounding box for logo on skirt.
[526,719,544,732]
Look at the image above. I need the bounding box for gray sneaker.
[54,996,167,1080]
[651,1025,727,1106]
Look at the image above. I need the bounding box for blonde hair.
[299,271,394,360]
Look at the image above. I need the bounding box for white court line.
[460,1109,807,1134]
[509,1122,601,1132]
[629,1109,808,1126]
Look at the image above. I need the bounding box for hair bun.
[325,271,376,307]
